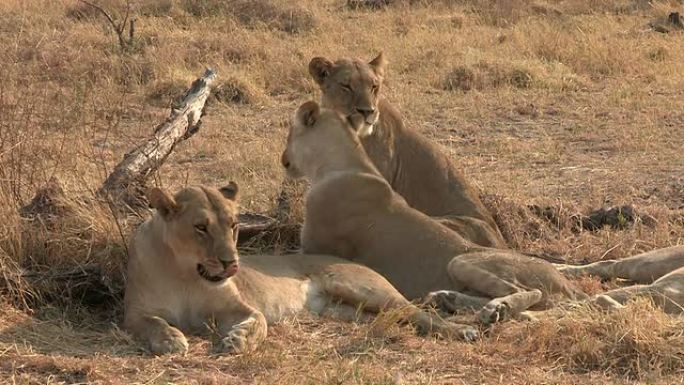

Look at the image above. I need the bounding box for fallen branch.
[22,69,275,243]
[13,69,280,307]
[98,68,218,207]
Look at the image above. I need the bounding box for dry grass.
[1,0,684,383]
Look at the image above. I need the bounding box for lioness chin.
[307,53,505,249]
[123,183,478,355]
[281,101,587,325]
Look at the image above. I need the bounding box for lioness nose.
[356,107,375,118]
[220,258,236,269]
[280,152,290,168]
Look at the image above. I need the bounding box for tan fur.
[308,53,505,248]
[557,246,684,314]
[124,184,478,355]
[281,101,587,325]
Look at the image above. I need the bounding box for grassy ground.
[1,0,684,383]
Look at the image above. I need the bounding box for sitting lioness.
[557,245,684,314]
[123,183,478,355]
[281,101,587,324]
[307,53,505,249]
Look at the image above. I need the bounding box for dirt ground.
[1,0,683,384]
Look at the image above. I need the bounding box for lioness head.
[146,183,241,284]
[308,53,386,137]
[281,101,363,179]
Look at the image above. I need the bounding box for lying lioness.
[280,101,587,324]
[557,245,684,314]
[307,53,505,248]
[123,183,477,355]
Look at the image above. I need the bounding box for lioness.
[281,101,587,324]
[557,245,684,314]
[307,53,505,249]
[123,183,477,355]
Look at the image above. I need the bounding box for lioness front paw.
[426,320,479,342]
[478,300,509,325]
[518,311,539,322]
[220,328,249,354]
[593,294,625,311]
[447,324,479,342]
[149,327,188,355]
[424,290,459,313]
[461,325,479,342]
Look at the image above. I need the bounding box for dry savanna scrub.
[1,0,683,383]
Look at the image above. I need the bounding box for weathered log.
[236,212,277,242]
[22,69,276,240]
[99,68,218,207]
[11,69,282,308]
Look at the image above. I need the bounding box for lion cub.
[281,101,586,324]
[124,183,477,355]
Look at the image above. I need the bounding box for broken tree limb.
[97,67,275,237]
[235,212,278,242]
[24,68,275,243]
[99,68,218,207]
[12,69,281,307]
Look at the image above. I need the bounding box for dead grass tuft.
[213,76,265,105]
[117,56,157,87]
[183,0,317,34]
[490,300,684,378]
[441,62,534,91]
[441,65,476,92]
[347,0,395,10]
[146,79,189,106]
[137,0,175,17]
[648,46,669,62]
[65,3,103,21]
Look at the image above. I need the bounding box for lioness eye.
[195,224,207,233]
[341,84,352,91]
[371,84,379,93]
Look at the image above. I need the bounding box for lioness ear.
[146,187,178,219]
[309,57,334,85]
[369,52,387,77]
[219,181,239,202]
[295,101,320,128]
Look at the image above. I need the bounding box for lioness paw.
[423,320,479,342]
[441,323,479,342]
[460,325,479,342]
[478,301,510,325]
[220,329,249,354]
[217,314,266,354]
[423,290,459,313]
[593,294,625,311]
[518,311,539,322]
[149,327,188,355]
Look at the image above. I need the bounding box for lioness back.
[367,99,494,223]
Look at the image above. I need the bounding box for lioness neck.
[308,142,380,183]
[132,215,191,282]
